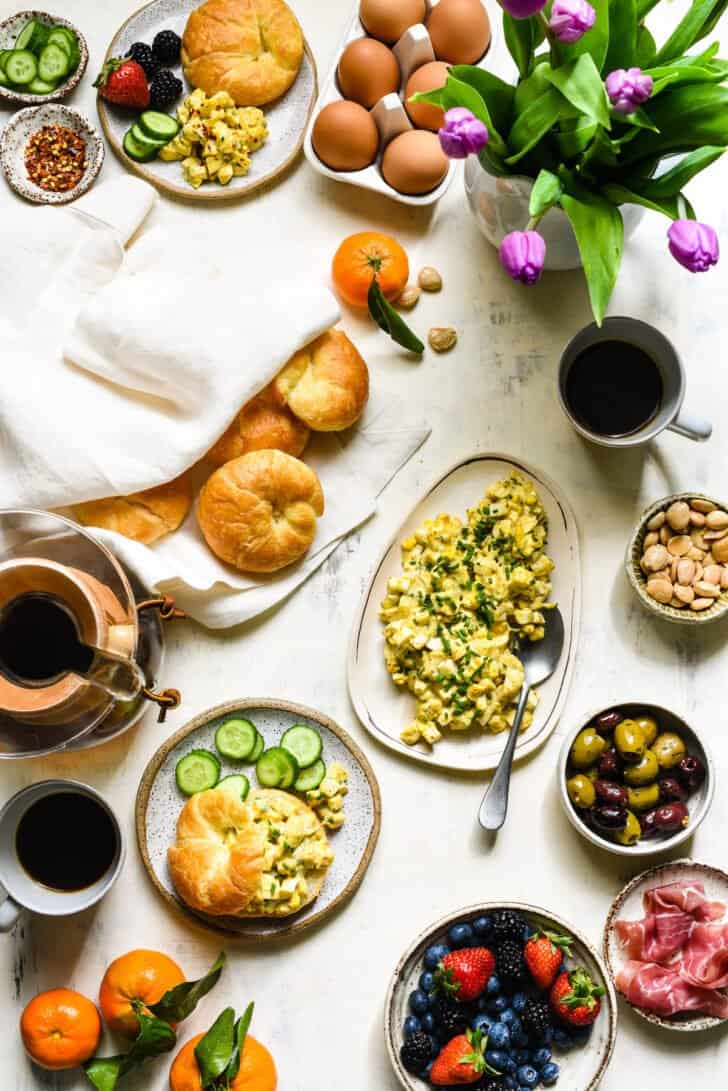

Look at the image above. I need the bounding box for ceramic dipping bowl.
[0,103,104,203]
[0,11,88,105]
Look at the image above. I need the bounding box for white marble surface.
[0,0,727,1087]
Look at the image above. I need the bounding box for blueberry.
[523,921,536,940]
[421,1012,436,1033]
[448,922,475,947]
[472,1013,493,1035]
[532,1046,552,1067]
[424,943,449,970]
[513,1049,530,1064]
[551,1026,573,1050]
[500,1008,517,1026]
[409,989,430,1015]
[473,914,493,937]
[403,1015,422,1038]
[502,1078,517,1091]
[541,1061,560,1085]
[512,992,527,1013]
[486,974,501,995]
[570,1024,593,1043]
[512,1029,529,1048]
[419,971,434,993]
[488,995,509,1015]
[477,995,490,1012]
[516,1065,539,1088]
[486,1049,510,1071]
[488,1022,511,1049]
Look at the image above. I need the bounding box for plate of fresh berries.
[386,904,617,1091]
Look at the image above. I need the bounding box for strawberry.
[94,57,150,109]
[434,947,495,1002]
[524,930,573,990]
[430,1028,499,1086]
[550,967,605,1027]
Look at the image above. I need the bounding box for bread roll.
[273,329,369,432]
[72,473,194,545]
[182,0,304,106]
[168,789,266,917]
[197,449,324,572]
[207,383,310,467]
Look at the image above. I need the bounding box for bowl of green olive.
[558,703,714,857]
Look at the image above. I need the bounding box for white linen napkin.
[0,178,429,627]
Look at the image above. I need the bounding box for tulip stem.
[538,10,562,64]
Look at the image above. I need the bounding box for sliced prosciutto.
[678,923,728,990]
[615,908,693,963]
[643,881,726,922]
[617,961,728,1019]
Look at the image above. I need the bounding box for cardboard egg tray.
[304,0,499,207]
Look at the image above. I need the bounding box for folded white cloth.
[0,178,429,627]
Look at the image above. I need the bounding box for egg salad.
[160,88,268,188]
[243,789,334,917]
[379,473,555,747]
[305,762,348,830]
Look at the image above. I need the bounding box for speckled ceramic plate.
[0,10,88,106]
[0,103,103,203]
[136,698,381,939]
[348,453,581,773]
[386,902,617,1091]
[97,0,317,202]
[603,859,728,1032]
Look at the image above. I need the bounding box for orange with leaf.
[20,987,101,1070]
[332,231,409,307]
[99,949,186,1037]
[169,1004,276,1091]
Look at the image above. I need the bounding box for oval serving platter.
[386,902,617,1091]
[348,453,581,773]
[136,698,381,939]
[97,0,317,202]
[603,859,728,1032]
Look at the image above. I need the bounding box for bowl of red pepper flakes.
[0,102,104,203]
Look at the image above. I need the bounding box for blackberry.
[490,909,527,945]
[476,1080,503,1091]
[400,1031,433,1075]
[128,42,159,77]
[495,939,527,988]
[152,29,182,65]
[522,998,552,1043]
[437,1000,468,1039]
[149,69,183,111]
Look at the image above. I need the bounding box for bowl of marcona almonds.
[626,493,728,625]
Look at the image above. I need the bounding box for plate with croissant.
[136,697,381,938]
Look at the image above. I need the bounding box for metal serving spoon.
[478,607,565,832]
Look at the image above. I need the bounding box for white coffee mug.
[0,779,124,932]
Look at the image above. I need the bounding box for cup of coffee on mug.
[559,317,712,446]
[0,779,124,932]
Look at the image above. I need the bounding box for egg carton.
[304,0,499,207]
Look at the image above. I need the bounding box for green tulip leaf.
[555,116,599,158]
[601,182,681,216]
[503,12,543,79]
[635,24,657,66]
[619,84,728,162]
[449,65,516,134]
[543,54,611,127]
[604,0,637,71]
[626,145,725,194]
[195,1008,236,1088]
[559,0,610,69]
[611,106,660,130]
[529,169,563,216]
[149,952,226,1025]
[506,87,572,164]
[653,0,728,64]
[561,189,623,325]
[411,72,507,155]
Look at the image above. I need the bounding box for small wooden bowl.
[626,492,728,625]
[0,11,88,106]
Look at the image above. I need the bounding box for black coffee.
[565,340,663,437]
[0,593,93,684]
[16,791,118,892]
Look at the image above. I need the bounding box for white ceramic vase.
[464,156,646,271]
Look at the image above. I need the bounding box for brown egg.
[337,38,401,108]
[381,130,449,195]
[360,0,427,44]
[312,100,380,172]
[428,0,492,64]
[405,60,450,131]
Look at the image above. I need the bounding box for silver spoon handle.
[478,682,531,831]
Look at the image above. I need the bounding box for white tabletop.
[0,0,727,1087]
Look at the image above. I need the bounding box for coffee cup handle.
[667,408,713,442]
[0,890,21,932]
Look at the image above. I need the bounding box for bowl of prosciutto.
[603,860,728,1031]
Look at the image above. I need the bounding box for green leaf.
[636,0,661,17]
[368,279,425,355]
[529,168,563,216]
[514,61,554,114]
[196,1008,236,1088]
[559,0,610,69]
[448,65,515,134]
[635,24,657,66]
[543,54,611,127]
[84,1008,177,1091]
[645,59,728,94]
[503,12,542,79]
[626,145,724,194]
[652,0,727,64]
[411,73,507,155]
[561,189,623,324]
[226,1004,255,1084]
[619,84,728,162]
[602,182,681,216]
[506,87,570,164]
[611,105,660,130]
[555,116,598,157]
[149,953,226,1025]
[603,0,637,71]
[84,1058,126,1091]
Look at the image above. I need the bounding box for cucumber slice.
[38,43,69,83]
[294,759,326,793]
[0,49,13,74]
[280,724,323,769]
[175,749,221,796]
[27,76,57,94]
[130,122,169,151]
[15,18,49,55]
[0,70,8,86]
[217,774,250,801]
[123,128,158,162]
[5,50,37,85]
[46,28,72,55]
[215,718,258,761]
[139,110,180,142]
[248,732,264,764]
[256,747,299,790]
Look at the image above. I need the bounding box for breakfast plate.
[97,0,318,201]
[136,698,381,939]
[386,902,617,1091]
[348,453,581,773]
[603,859,728,1032]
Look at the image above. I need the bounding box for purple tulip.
[548,0,596,42]
[605,67,653,114]
[498,0,547,17]
[668,220,719,273]
[438,108,489,159]
[499,231,546,285]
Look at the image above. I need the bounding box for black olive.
[594,710,624,736]
[594,779,628,807]
[675,755,706,793]
[591,804,628,831]
[597,747,623,781]
[659,776,687,803]
[639,809,660,838]
[654,802,689,833]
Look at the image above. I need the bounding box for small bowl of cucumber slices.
[0,12,88,104]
